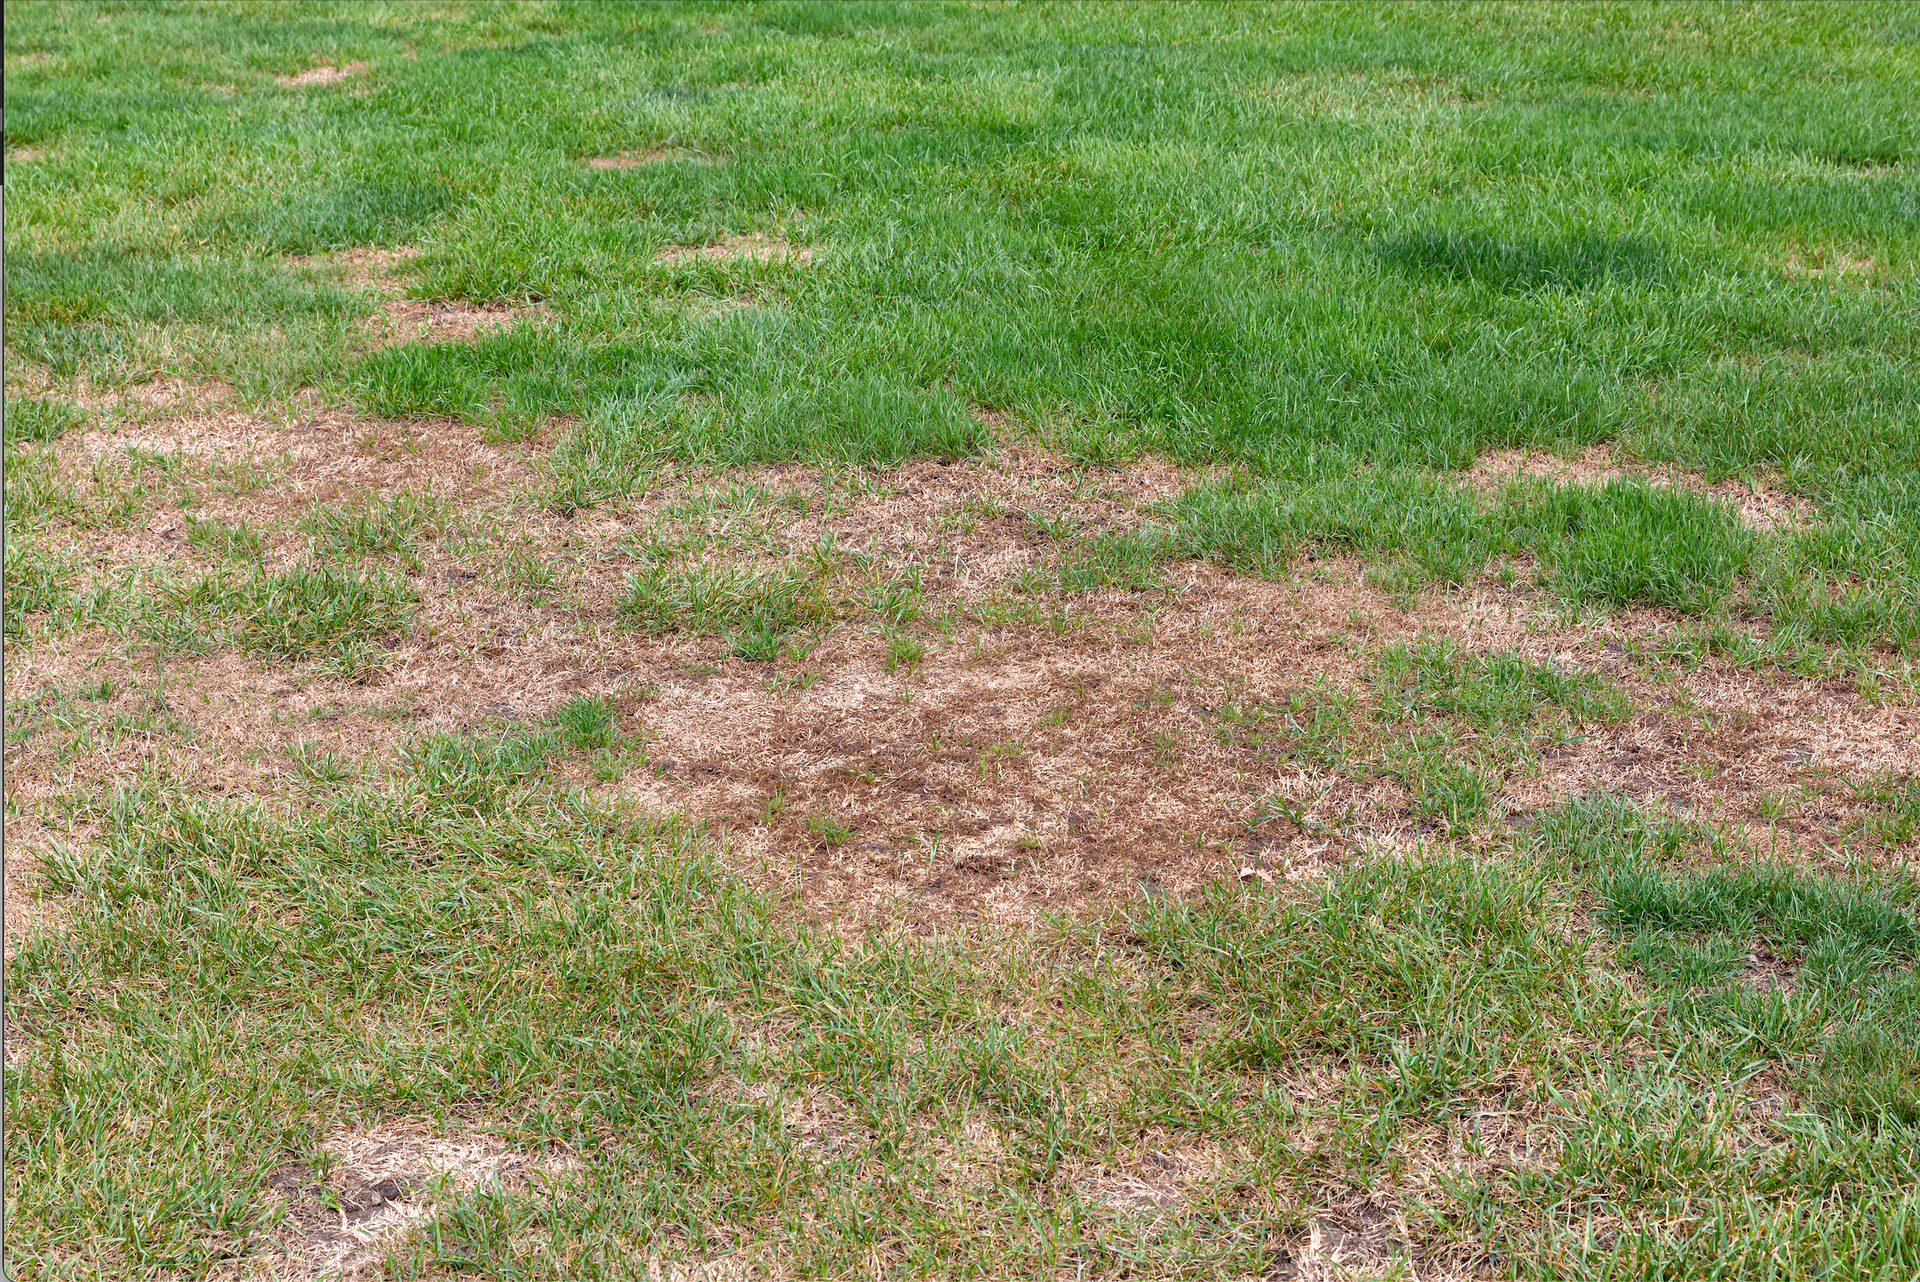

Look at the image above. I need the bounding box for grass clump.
[301,488,444,562]
[184,514,265,563]
[1167,469,1496,585]
[2,396,86,445]
[1510,477,1753,614]
[806,810,852,848]
[618,559,830,660]
[3,537,77,639]
[1845,774,1920,850]
[151,566,416,662]
[1165,472,1760,618]
[1375,637,1631,731]
[882,630,927,675]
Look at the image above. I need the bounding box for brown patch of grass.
[2,813,68,962]
[9,422,1918,953]
[275,62,368,87]
[584,150,720,169]
[1468,443,1814,532]
[57,410,543,559]
[260,1125,579,1280]
[1781,246,1886,285]
[1271,1193,1414,1281]
[653,233,816,267]
[1077,1140,1226,1220]
[284,246,547,348]
[1510,664,1920,858]
[44,375,239,417]
[370,297,548,347]
[314,245,423,288]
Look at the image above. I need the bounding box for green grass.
[618,557,832,660]
[1165,472,1759,614]
[1375,637,1631,732]
[13,763,1920,1277]
[182,513,265,564]
[8,3,1920,1276]
[2,396,86,445]
[301,488,445,562]
[8,0,1919,648]
[148,565,417,663]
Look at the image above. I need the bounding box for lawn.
[4,2,1920,1278]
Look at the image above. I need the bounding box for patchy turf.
[6,3,1920,1279]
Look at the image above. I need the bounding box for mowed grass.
[6,2,1920,1278]
[12,718,1920,1277]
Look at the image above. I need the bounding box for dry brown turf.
[7,393,1916,956]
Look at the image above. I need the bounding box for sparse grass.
[301,488,444,563]
[8,3,1920,1278]
[1375,637,1631,733]
[184,513,266,564]
[805,808,852,849]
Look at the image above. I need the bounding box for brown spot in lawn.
[2,813,68,958]
[262,1126,580,1279]
[1742,941,1796,992]
[371,296,548,347]
[1781,247,1886,285]
[65,410,542,542]
[12,422,1919,940]
[43,375,238,417]
[584,149,720,169]
[654,232,816,267]
[1271,1194,1414,1281]
[1469,443,1814,532]
[275,62,368,87]
[1079,1141,1225,1219]
[319,245,423,287]
[293,248,547,350]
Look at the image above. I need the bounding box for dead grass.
[653,233,816,267]
[1468,443,1815,532]
[275,62,368,87]
[316,245,423,288]
[370,297,548,347]
[584,150,720,169]
[255,1125,580,1280]
[10,411,1917,959]
[1780,246,1886,285]
[285,244,545,347]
